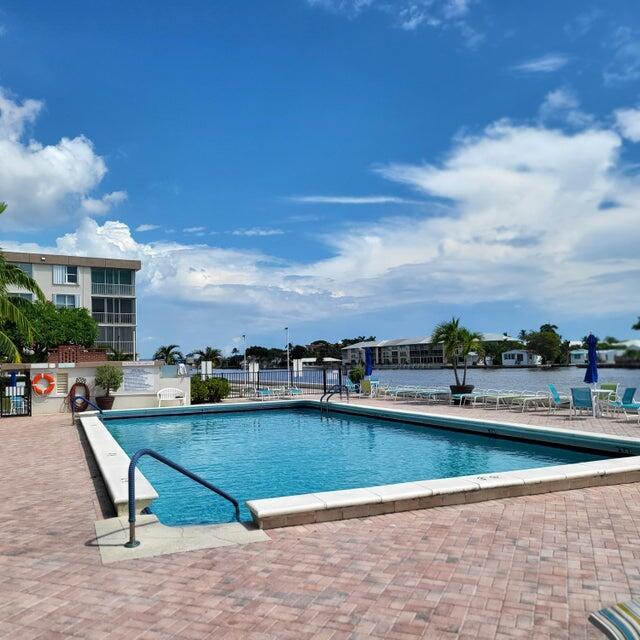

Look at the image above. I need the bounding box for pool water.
[106,408,609,525]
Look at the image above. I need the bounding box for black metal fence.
[0,372,31,417]
[204,368,343,398]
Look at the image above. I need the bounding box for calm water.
[372,367,640,393]
[107,408,607,525]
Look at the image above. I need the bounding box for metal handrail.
[319,384,349,412]
[125,448,240,548]
[70,395,103,420]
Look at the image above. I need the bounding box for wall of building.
[28,361,190,416]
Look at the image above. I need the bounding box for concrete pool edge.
[246,457,640,528]
[80,399,640,530]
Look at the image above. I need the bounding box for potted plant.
[94,364,124,410]
[432,318,484,398]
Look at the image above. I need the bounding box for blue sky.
[1,0,640,355]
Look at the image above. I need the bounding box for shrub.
[348,364,365,384]
[191,376,230,404]
[94,365,124,396]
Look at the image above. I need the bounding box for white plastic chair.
[157,387,187,407]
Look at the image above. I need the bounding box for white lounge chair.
[157,387,187,407]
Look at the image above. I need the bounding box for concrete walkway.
[1,410,640,639]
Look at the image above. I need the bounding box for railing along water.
[125,448,240,548]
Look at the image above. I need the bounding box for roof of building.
[2,250,141,271]
[342,332,516,350]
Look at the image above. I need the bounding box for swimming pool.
[105,407,610,526]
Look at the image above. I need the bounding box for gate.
[0,370,32,417]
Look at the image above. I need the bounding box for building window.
[10,292,33,302]
[53,294,78,308]
[9,262,33,276]
[53,265,78,285]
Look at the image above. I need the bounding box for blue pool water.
[106,408,609,525]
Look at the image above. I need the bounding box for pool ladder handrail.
[319,384,349,413]
[70,395,103,420]
[125,447,240,548]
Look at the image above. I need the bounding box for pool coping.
[79,399,640,530]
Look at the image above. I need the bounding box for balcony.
[96,340,135,355]
[91,283,135,296]
[92,312,136,325]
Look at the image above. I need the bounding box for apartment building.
[4,251,141,358]
[342,333,515,367]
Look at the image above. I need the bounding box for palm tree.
[191,346,222,366]
[153,344,184,364]
[0,203,46,361]
[107,347,133,362]
[432,317,483,388]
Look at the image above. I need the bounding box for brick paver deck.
[2,406,640,639]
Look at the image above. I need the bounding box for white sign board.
[123,366,154,393]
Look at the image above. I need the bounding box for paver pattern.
[2,406,640,639]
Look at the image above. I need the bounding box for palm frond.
[0,263,46,302]
[0,329,22,362]
[0,295,33,342]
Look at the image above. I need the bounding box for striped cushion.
[589,599,640,639]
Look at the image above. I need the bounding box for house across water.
[342,333,515,368]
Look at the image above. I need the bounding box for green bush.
[94,365,123,396]
[348,364,365,384]
[191,376,230,404]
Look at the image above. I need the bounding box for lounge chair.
[608,387,640,421]
[548,384,570,414]
[599,382,619,401]
[287,387,303,397]
[589,596,640,639]
[255,387,276,400]
[570,387,593,418]
[344,378,359,396]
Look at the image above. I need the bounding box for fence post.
[322,368,327,394]
[257,370,261,390]
[338,368,343,398]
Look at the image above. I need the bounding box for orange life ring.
[32,373,55,395]
[69,382,90,412]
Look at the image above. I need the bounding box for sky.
[1,0,640,356]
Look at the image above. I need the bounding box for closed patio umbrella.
[364,347,373,377]
[584,334,598,385]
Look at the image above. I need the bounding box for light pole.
[285,326,290,386]
[242,334,247,377]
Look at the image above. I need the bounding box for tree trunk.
[452,357,461,386]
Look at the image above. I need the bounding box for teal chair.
[548,383,570,413]
[570,387,593,418]
[609,387,640,421]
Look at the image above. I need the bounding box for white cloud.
[605,27,640,84]
[231,227,285,237]
[183,226,206,233]
[6,99,640,326]
[81,190,127,215]
[136,223,160,232]
[538,88,594,128]
[614,107,640,142]
[306,0,478,41]
[289,195,419,204]
[0,87,121,230]
[512,54,569,73]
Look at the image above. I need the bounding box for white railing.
[92,312,136,325]
[91,283,135,296]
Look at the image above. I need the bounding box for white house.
[569,349,588,365]
[501,349,542,367]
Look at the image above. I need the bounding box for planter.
[450,384,474,405]
[95,395,115,410]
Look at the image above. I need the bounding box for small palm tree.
[432,317,483,388]
[153,344,184,364]
[191,346,222,366]
[107,347,133,362]
[0,202,46,361]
